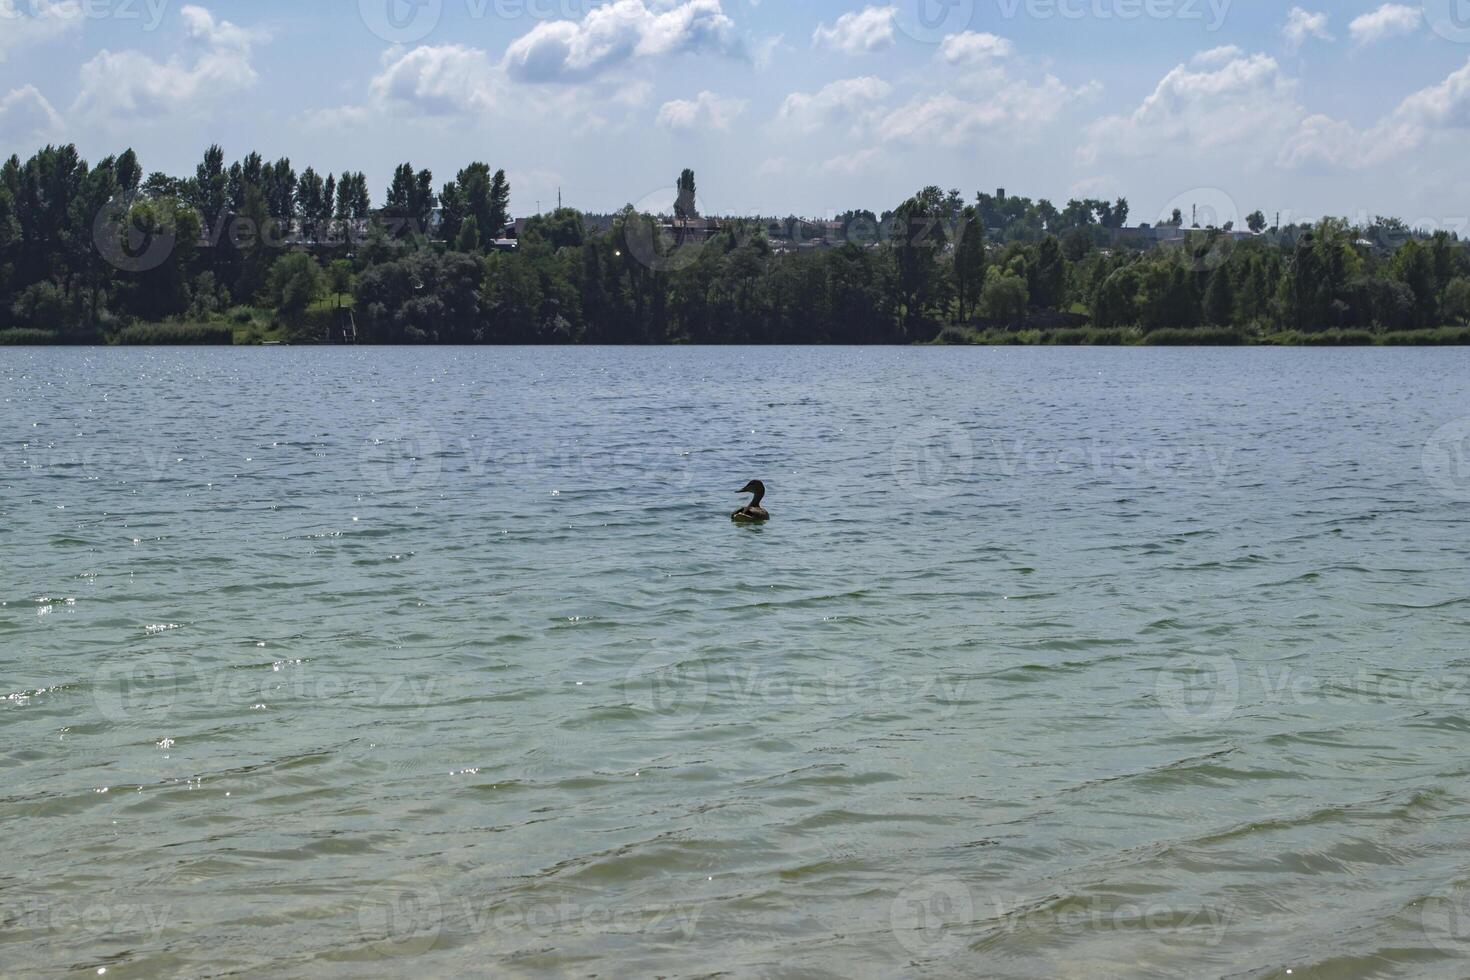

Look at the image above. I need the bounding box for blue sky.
[4,0,1470,230]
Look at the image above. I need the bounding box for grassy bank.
[7,319,1470,347]
[935,324,1470,347]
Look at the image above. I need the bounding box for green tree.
[675,169,697,220]
[1391,239,1437,327]
[263,158,296,221]
[439,179,466,243]
[1092,266,1140,329]
[1443,275,1470,325]
[335,172,371,219]
[892,186,946,334]
[296,167,326,237]
[952,205,986,321]
[327,259,354,309]
[1031,235,1067,309]
[192,144,229,234]
[523,208,585,249]
[1062,228,1093,262]
[979,267,1029,320]
[385,164,436,231]
[488,168,510,234]
[11,281,72,331]
[112,195,203,322]
[1202,267,1235,325]
[265,252,324,326]
[456,216,482,253]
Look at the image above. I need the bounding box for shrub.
[297,306,337,341]
[1085,328,1125,346]
[0,328,61,345]
[1298,329,1375,346]
[114,322,234,345]
[11,281,79,332]
[1049,327,1089,345]
[1144,327,1246,346]
[1380,326,1470,346]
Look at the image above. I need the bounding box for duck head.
[737,480,766,505]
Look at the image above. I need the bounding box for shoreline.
[5,327,1470,348]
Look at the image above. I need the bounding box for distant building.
[656,217,723,242]
[1112,226,1260,249]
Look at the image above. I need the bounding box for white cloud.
[756,156,788,177]
[1191,45,1245,69]
[1069,175,1121,199]
[1349,3,1421,45]
[72,4,260,122]
[304,40,657,132]
[0,0,82,63]
[656,90,747,130]
[882,74,1088,146]
[369,44,502,115]
[812,6,895,55]
[503,0,742,83]
[1087,44,1470,176]
[179,3,257,49]
[1282,57,1470,168]
[776,76,891,131]
[1395,57,1470,130]
[876,31,1096,147]
[1277,112,1361,169]
[1282,7,1332,52]
[1081,50,1300,164]
[0,84,64,143]
[820,147,882,176]
[938,31,1014,64]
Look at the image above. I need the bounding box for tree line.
[3,143,1469,346]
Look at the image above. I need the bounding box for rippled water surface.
[4,346,1470,978]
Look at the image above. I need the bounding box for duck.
[732,480,770,523]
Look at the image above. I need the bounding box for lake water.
[3,346,1470,978]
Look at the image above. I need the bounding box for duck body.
[732,480,771,523]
